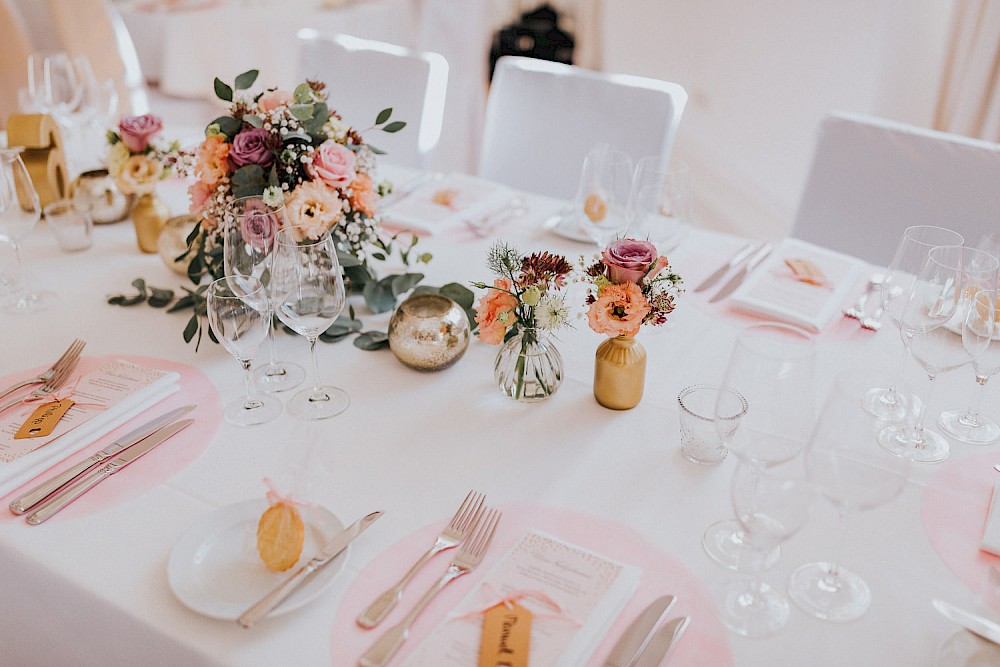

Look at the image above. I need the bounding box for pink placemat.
[332,503,732,666]
[921,449,1000,609]
[0,354,222,523]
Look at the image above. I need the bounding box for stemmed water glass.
[574,144,633,247]
[862,225,965,419]
[877,245,999,462]
[787,371,912,622]
[270,225,349,420]
[627,156,692,252]
[206,276,283,426]
[937,289,1000,444]
[0,149,54,314]
[27,52,82,127]
[223,196,306,393]
[702,323,817,570]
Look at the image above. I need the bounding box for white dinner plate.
[167,499,346,620]
[548,208,596,244]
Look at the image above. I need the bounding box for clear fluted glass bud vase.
[494,327,563,401]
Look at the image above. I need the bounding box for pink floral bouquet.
[582,238,683,338]
[106,113,179,195]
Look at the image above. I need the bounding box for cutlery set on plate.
[693,241,774,303]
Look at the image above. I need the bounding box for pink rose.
[306,140,356,189]
[229,127,274,168]
[118,114,163,153]
[188,181,212,215]
[602,238,663,285]
[239,199,280,251]
[258,89,293,112]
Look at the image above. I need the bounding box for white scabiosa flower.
[535,294,570,331]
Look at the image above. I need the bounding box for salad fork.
[0,350,81,415]
[357,490,485,628]
[359,507,501,667]
[0,339,85,403]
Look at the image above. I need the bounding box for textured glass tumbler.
[678,384,748,465]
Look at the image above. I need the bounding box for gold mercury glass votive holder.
[388,293,471,371]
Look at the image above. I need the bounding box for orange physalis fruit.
[584,193,607,222]
[257,501,305,572]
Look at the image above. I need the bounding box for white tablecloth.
[1,169,996,666]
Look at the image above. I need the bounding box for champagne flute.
[788,371,912,622]
[878,245,999,462]
[271,225,349,420]
[206,276,283,426]
[0,149,55,314]
[863,225,965,419]
[938,289,1000,444]
[574,144,633,247]
[703,323,817,570]
[223,196,305,393]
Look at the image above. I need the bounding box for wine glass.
[223,196,306,393]
[627,156,692,252]
[270,225,349,420]
[938,289,1000,444]
[787,371,912,622]
[574,144,633,247]
[206,276,283,426]
[703,323,817,570]
[863,225,965,419]
[716,458,812,637]
[0,149,55,314]
[878,245,999,462]
[26,51,82,127]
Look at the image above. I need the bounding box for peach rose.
[586,282,651,338]
[258,89,293,112]
[348,173,377,217]
[283,180,344,239]
[475,278,519,344]
[196,134,231,185]
[188,180,212,215]
[306,140,356,189]
[115,154,163,195]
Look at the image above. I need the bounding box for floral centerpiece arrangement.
[472,241,573,401]
[581,238,683,409]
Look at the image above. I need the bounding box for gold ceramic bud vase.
[594,335,646,410]
[132,190,170,253]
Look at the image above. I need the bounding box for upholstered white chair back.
[478,56,688,200]
[791,111,1000,265]
[296,30,448,169]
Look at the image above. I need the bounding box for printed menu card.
[382,173,512,235]
[402,531,640,666]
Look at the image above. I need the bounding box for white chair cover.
[478,56,687,200]
[296,30,448,170]
[791,111,1000,265]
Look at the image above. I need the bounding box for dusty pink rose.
[229,127,275,168]
[118,114,163,153]
[586,282,651,338]
[602,238,663,285]
[258,89,294,112]
[306,140,356,189]
[239,199,280,251]
[188,181,212,215]
[475,278,519,344]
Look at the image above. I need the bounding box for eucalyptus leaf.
[354,331,389,351]
[375,108,392,125]
[213,78,233,102]
[303,102,328,134]
[168,295,194,312]
[382,121,406,134]
[210,116,242,139]
[368,144,386,155]
[390,272,424,297]
[289,104,314,121]
[183,314,198,343]
[337,250,363,268]
[293,82,313,104]
[363,280,396,314]
[243,114,263,128]
[440,282,475,309]
[231,165,266,198]
[234,69,259,90]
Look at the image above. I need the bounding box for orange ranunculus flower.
[475,278,519,344]
[196,134,231,185]
[348,173,377,217]
[587,282,651,338]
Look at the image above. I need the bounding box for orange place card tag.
[785,257,828,286]
[479,602,532,667]
[14,400,75,440]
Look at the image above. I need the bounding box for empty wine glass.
[863,225,965,419]
[716,458,812,637]
[0,149,55,314]
[703,323,817,570]
[574,144,633,247]
[878,245,999,462]
[628,156,692,252]
[206,276,283,426]
[223,196,305,393]
[27,51,82,126]
[270,225,349,420]
[788,371,912,622]
[938,289,1000,444]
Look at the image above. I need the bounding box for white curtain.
[934,0,1000,141]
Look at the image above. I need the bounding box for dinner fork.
[0,350,81,415]
[359,508,501,667]
[356,490,485,628]
[0,339,85,403]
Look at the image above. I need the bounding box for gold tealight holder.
[388,293,470,371]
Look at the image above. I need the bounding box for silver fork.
[356,490,486,628]
[861,285,901,331]
[0,350,82,415]
[843,274,883,319]
[359,508,501,667]
[0,339,85,403]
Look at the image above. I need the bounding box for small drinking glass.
[206,276,283,426]
[677,384,747,465]
[573,144,633,247]
[628,157,692,252]
[0,149,55,314]
[44,197,93,252]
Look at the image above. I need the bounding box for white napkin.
[981,482,1000,556]
[381,173,512,235]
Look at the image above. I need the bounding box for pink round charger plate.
[921,449,1000,609]
[331,503,732,666]
[0,354,222,523]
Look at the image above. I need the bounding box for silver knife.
[933,598,1000,645]
[634,616,690,667]
[709,242,774,303]
[238,510,384,628]
[693,241,756,293]
[9,404,196,515]
[604,595,677,667]
[24,419,194,525]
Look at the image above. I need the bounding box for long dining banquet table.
[1,167,997,667]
